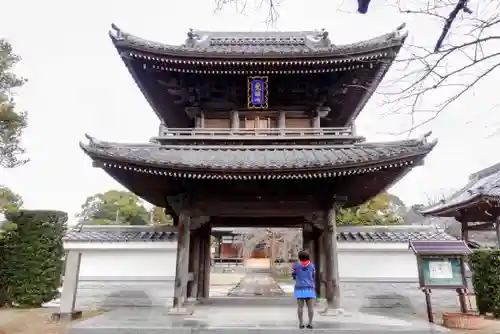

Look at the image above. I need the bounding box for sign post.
[409,240,472,323]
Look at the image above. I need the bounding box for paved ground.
[68,306,450,333]
[228,273,285,297]
[3,273,500,333]
[67,274,450,333]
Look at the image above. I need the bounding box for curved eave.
[79,137,436,179]
[420,195,500,218]
[109,25,407,61]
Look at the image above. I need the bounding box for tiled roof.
[337,231,455,243]
[421,162,500,216]
[110,24,407,58]
[409,240,472,255]
[64,226,454,244]
[64,230,176,242]
[80,137,436,172]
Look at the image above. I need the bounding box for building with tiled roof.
[67,23,438,316]
[421,162,500,248]
[59,225,459,310]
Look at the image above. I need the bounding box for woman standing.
[291,250,316,329]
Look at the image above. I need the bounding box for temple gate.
[76,23,437,316]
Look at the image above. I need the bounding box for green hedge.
[0,228,7,306]
[469,249,500,318]
[2,210,67,307]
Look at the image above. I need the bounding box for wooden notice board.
[419,256,466,289]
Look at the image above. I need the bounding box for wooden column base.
[319,307,345,317]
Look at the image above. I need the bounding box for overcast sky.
[2,0,499,222]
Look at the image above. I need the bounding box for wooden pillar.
[323,206,341,310]
[278,110,286,128]
[217,236,222,258]
[231,110,239,129]
[302,224,312,252]
[312,113,321,128]
[187,229,200,298]
[202,222,212,299]
[197,226,206,300]
[172,212,191,310]
[200,110,205,128]
[460,220,469,243]
[312,227,321,298]
[318,230,327,298]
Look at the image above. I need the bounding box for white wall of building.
[79,249,177,281]
[339,250,418,282]
[65,240,420,309]
[66,242,178,309]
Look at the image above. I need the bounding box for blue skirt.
[293,288,316,299]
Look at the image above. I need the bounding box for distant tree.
[403,204,427,224]
[0,185,22,214]
[77,190,149,225]
[150,206,174,226]
[0,39,28,168]
[337,192,404,226]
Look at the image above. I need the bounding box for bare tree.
[214,0,281,25]
[382,0,500,133]
[214,0,500,133]
[238,227,302,273]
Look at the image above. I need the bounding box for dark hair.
[298,250,310,261]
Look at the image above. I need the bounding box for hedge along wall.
[0,226,7,306]
[2,210,67,307]
[469,249,500,318]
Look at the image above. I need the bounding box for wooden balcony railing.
[157,127,355,138]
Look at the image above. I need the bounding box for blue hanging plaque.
[247,76,268,109]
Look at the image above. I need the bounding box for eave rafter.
[124,50,388,76]
[95,159,416,181]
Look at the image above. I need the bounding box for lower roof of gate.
[80,135,436,174]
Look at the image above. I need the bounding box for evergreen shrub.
[2,210,67,307]
[469,249,500,318]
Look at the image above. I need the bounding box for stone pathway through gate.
[228,273,286,297]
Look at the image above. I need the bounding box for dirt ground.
[0,308,100,334]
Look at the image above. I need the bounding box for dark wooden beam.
[312,226,322,298]
[172,212,190,310]
[187,229,200,298]
[202,222,212,299]
[322,206,341,311]
[210,216,306,228]
[190,198,321,217]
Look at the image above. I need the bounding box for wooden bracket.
[304,211,324,230]
[190,216,211,230]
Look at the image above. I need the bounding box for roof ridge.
[108,23,408,58]
[469,161,500,181]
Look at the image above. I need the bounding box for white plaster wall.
[74,248,177,309]
[339,249,418,282]
[79,250,177,280]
